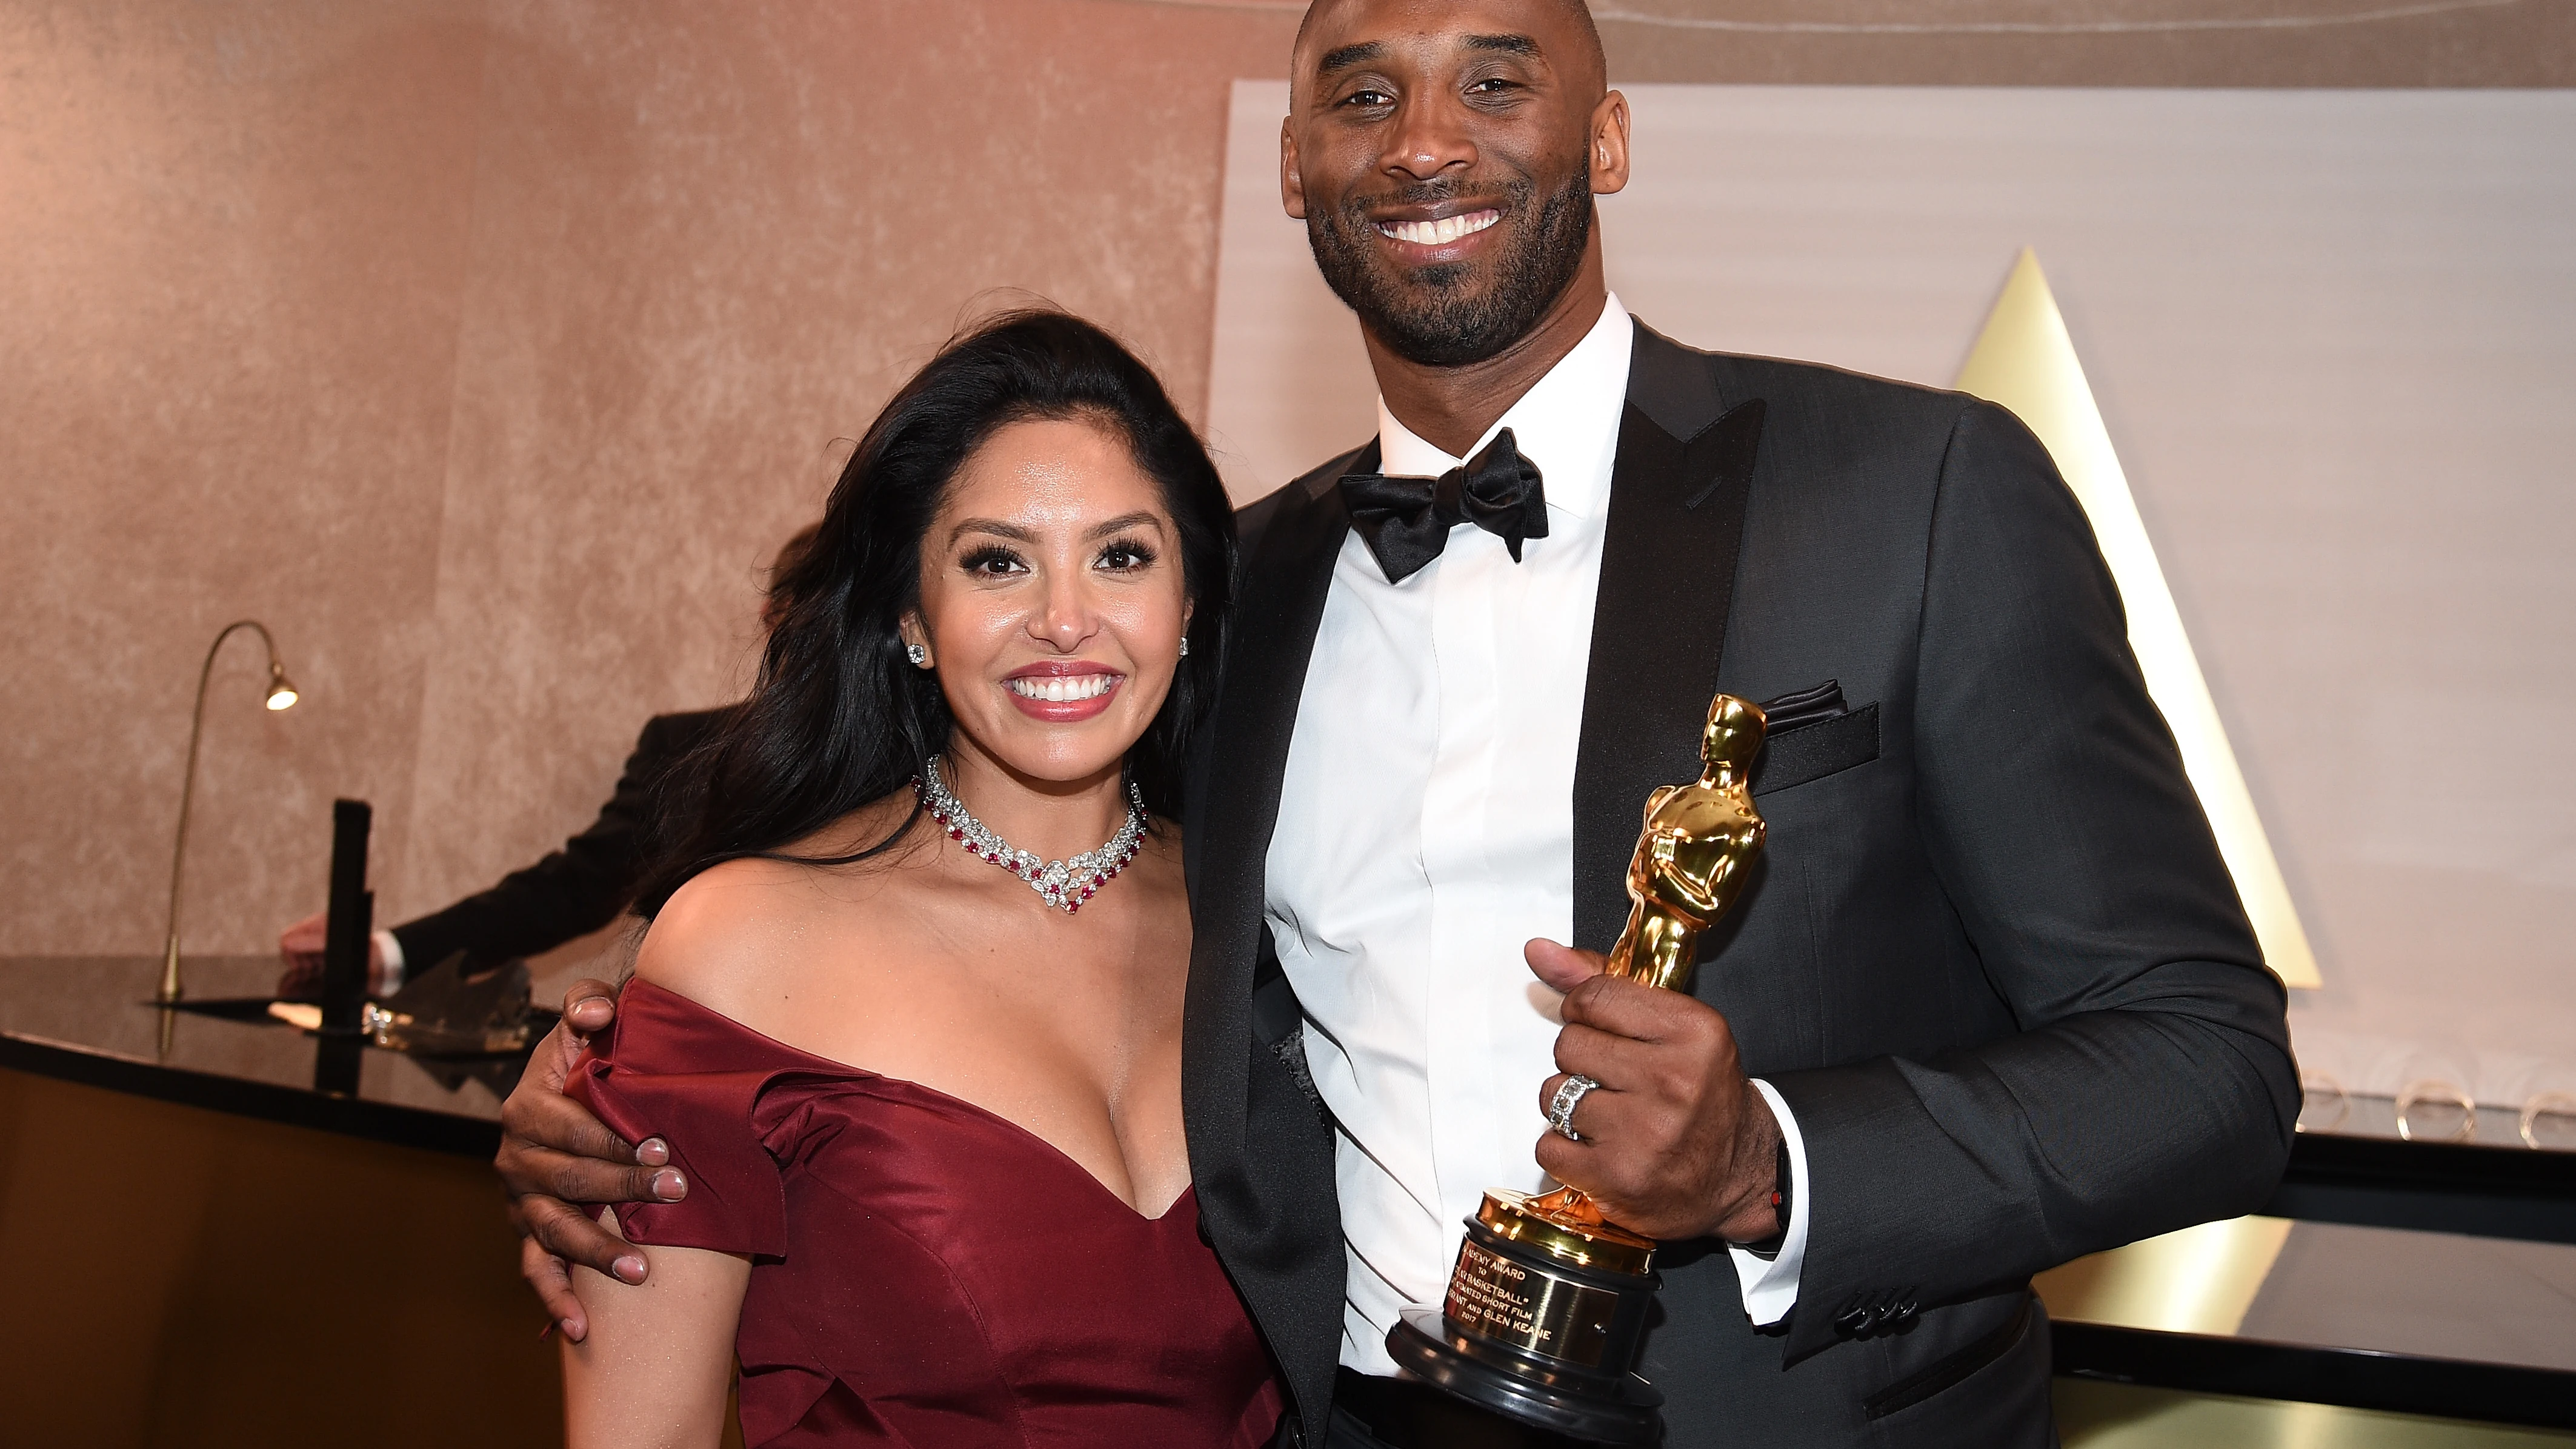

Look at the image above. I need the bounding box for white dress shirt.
[1262,294,1811,1376]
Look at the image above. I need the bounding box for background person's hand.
[1526,939,1781,1244]
[496,978,688,1340]
[274,909,387,998]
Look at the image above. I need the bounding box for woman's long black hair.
[637,310,1235,916]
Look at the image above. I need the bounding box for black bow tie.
[1337,428,1550,585]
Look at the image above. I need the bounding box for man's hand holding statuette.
[1527,939,1782,1245]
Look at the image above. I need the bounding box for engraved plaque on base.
[1387,1188,1666,1442]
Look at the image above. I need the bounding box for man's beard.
[1306,165,1594,370]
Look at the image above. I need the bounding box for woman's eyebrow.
[948,518,1036,544]
[1087,511,1163,539]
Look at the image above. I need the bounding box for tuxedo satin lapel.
[1182,450,1360,1232]
[1571,361,1768,952]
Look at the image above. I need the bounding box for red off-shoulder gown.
[569,978,1283,1448]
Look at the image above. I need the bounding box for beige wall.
[2,0,1291,956]
[4,0,2564,958]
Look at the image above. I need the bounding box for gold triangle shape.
[1956,250,2320,989]
[2034,1214,2294,1337]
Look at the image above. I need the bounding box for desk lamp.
[157,619,299,1004]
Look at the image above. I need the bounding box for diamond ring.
[1548,1074,1601,1142]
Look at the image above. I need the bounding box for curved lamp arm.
[158,620,299,1004]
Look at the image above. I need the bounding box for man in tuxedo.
[274,707,730,996]
[491,2,2295,1444]
[1188,0,2293,1442]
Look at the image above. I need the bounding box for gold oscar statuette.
[1386,693,1769,1445]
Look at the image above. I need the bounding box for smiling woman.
[656,312,1234,879]
[896,416,1196,779]
[539,311,1273,1449]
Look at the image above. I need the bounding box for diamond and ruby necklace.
[914,756,1147,914]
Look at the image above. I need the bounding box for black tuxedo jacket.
[391,707,728,978]
[1180,321,2298,1447]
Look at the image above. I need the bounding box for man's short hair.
[1294,0,1605,92]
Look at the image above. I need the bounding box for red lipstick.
[1002,660,1126,724]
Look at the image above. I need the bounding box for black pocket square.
[1759,679,1847,734]
[1752,681,1879,796]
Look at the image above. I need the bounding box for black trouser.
[1325,1368,1599,1449]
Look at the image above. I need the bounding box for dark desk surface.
[2042,1100,2576,1430]
[0,955,514,1156]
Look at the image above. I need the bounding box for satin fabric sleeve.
[564,981,791,1259]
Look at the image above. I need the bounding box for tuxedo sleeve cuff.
[1726,1078,1809,1326]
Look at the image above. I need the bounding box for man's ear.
[1589,90,1632,197]
[1280,117,1310,220]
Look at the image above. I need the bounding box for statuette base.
[1386,1308,1662,1445]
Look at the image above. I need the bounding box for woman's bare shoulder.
[633,859,817,1018]
[634,804,927,1022]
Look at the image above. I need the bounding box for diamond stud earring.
[1178,637,1190,658]
[906,642,928,667]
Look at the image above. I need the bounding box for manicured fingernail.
[613,1255,646,1283]
[653,1168,687,1201]
[636,1138,670,1165]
